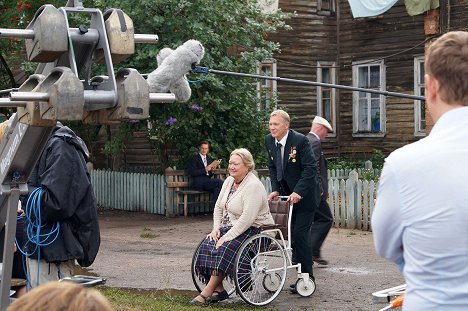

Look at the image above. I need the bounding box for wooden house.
[264,0,468,157]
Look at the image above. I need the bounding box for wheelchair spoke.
[234,234,287,306]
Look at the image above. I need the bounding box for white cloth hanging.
[348,0,398,18]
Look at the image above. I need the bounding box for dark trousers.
[291,207,314,276]
[310,200,333,257]
[193,177,223,203]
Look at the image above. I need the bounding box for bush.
[328,149,386,171]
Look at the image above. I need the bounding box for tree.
[95,0,292,169]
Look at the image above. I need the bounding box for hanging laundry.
[405,0,439,16]
[348,0,398,18]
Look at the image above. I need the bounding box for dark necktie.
[276,142,283,181]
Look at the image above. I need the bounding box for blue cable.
[188,73,207,84]
[15,187,60,287]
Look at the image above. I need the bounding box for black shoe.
[190,294,207,305]
[206,290,229,303]
[313,256,329,267]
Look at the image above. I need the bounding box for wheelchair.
[191,197,316,306]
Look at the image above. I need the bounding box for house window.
[414,56,426,136]
[352,61,386,136]
[257,60,277,111]
[318,0,336,15]
[317,62,336,135]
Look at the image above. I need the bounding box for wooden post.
[164,167,175,217]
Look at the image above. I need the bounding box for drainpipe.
[423,8,440,135]
[336,1,341,156]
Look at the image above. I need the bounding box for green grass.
[98,287,275,311]
[140,232,160,239]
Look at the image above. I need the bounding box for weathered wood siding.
[270,1,337,137]
[337,0,426,155]
[270,0,468,157]
[440,0,468,32]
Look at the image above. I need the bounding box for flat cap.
[312,116,333,131]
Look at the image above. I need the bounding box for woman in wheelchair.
[191,148,275,304]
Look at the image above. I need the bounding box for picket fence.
[90,170,167,214]
[90,169,377,231]
[328,170,377,231]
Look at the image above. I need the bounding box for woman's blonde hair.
[230,148,255,171]
[7,281,113,311]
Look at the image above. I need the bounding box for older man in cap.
[307,116,333,267]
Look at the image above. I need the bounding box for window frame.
[317,0,336,15]
[352,60,386,137]
[257,59,277,111]
[414,56,426,137]
[317,61,337,137]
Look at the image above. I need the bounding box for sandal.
[206,290,229,303]
[190,294,207,305]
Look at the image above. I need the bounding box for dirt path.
[89,210,404,310]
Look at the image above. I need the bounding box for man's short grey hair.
[270,109,290,123]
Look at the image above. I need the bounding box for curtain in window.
[348,0,398,18]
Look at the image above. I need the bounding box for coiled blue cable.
[15,187,60,287]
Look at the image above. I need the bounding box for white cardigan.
[213,172,274,241]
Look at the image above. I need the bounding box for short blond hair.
[270,109,290,123]
[230,148,255,171]
[425,31,468,105]
[0,120,9,140]
[6,281,113,311]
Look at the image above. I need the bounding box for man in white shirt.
[372,31,468,310]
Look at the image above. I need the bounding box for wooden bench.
[165,168,225,217]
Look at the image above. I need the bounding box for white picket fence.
[90,169,377,231]
[90,170,166,214]
[328,170,376,231]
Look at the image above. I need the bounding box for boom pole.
[193,66,425,101]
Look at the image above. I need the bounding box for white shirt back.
[372,107,468,310]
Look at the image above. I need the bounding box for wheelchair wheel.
[234,233,287,306]
[191,238,236,296]
[262,272,282,293]
[295,276,316,297]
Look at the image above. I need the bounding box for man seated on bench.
[188,140,223,203]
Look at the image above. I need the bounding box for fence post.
[164,167,175,217]
[369,180,376,231]
[346,170,359,228]
[328,179,339,227]
[362,180,369,231]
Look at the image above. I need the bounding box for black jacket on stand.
[24,124,100,267]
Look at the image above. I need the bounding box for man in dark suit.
[307,116,334,267]
[265,109,320,285]
[188,140,223,203]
